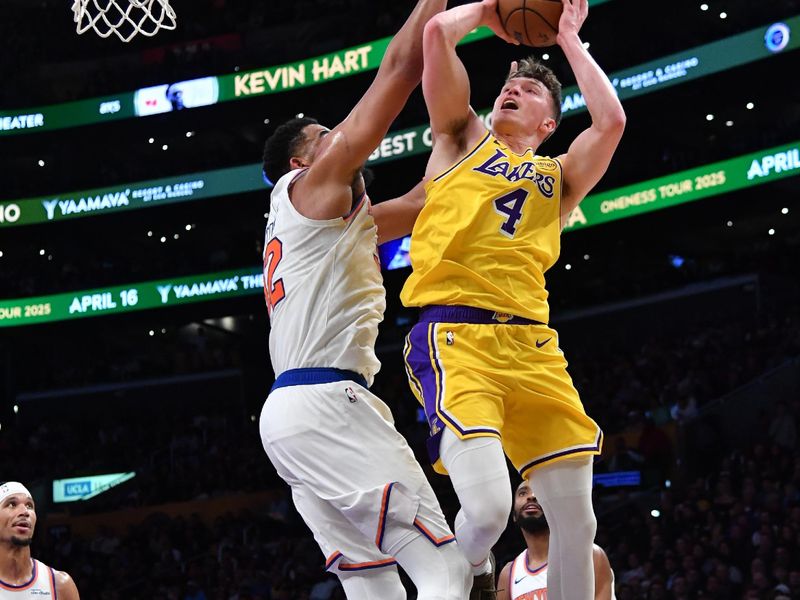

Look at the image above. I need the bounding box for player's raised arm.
[556,0,625,222]
[423,0,517,143]
[372,180,427,245]
[302,0,446,211]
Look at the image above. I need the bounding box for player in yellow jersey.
[401,0,625,598]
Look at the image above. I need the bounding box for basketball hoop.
[72,0,177,43]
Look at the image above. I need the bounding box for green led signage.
[2,142,798,327]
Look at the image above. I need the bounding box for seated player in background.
[497,481,615,600]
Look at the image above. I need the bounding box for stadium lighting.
[38,159,45,167]
[651,509,661,518]
[565,263,572,271]
[185,131,195,138]
[148,330,155,336]
[0,251,3,258]
[160,236,166,243]
[13,405,18,414]
[264,118,270,125]
[147,230,153,237]
[746,102,754,110]
[173,233,179,240]
[665,480,671,488]
[582,42,590,49]
[251,415,257,422]
[161,328,166,334]
[162,144,169,151]
[706,114,714,121]
[264,212,269,218]
[782,207,789,215]
[700,3,708,10]
[725,120,734,127]
[719,11,727,18]
[542,53,550,60]
[768,228,776,236]
[185,224,192,231]
[148,137,155,144]
[39,249,45,256]
[583,254,590,260]
[296,112,304,118]
[726,220,733,227]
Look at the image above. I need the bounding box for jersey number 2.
[264,238,285,315]
[494,189,529,237]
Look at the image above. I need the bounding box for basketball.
[496,0,563,47]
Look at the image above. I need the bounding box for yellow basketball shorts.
[403,306,603,479]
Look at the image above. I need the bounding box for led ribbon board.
[2,17,796,228]
[0,0,609,137]
[367,16,800,164]
[0,165,262,227]
[0,268,264,327]
[1,141,797,327]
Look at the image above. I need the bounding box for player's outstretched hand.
[557,0,588,44]
[482,0,520,45]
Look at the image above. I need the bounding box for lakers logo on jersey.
[473,148,557,198]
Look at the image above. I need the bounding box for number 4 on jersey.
[494,189,529,237]
[264,237,285,315]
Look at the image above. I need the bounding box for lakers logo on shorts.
[492,312,513,323]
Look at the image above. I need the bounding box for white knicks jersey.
[0,559,57,597]
[508,550,548,600]
[263,169,385,386]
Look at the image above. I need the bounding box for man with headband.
[0,482,80,598]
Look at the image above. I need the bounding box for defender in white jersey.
[257,1,471,599]
[0,482,80,599]
[497,481,615,600]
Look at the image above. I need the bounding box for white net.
[72,0,177,43]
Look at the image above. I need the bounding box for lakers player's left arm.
[593,544,616,600]
[555,0,625,228]
[55,569,80,600]
[372,180,426,245]
[496,562,512,600]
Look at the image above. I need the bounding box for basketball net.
[72,0,177,42]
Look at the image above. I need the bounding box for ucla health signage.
[53,472,136,503]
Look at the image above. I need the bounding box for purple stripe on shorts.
[406,323,443,431]
[519,430,604,477]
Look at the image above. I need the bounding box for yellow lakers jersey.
[401,131,563,324]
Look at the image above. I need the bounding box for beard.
[517,511,549,534]
[10,536,33,547]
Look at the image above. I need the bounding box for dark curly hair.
[507,57,562,127]
[262,117,319,185]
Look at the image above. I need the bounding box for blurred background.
[1,0,799,598]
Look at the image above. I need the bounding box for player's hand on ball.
[557,0,588,44]
[482,0,520,45]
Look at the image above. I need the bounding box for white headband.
[0,482,33,504]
